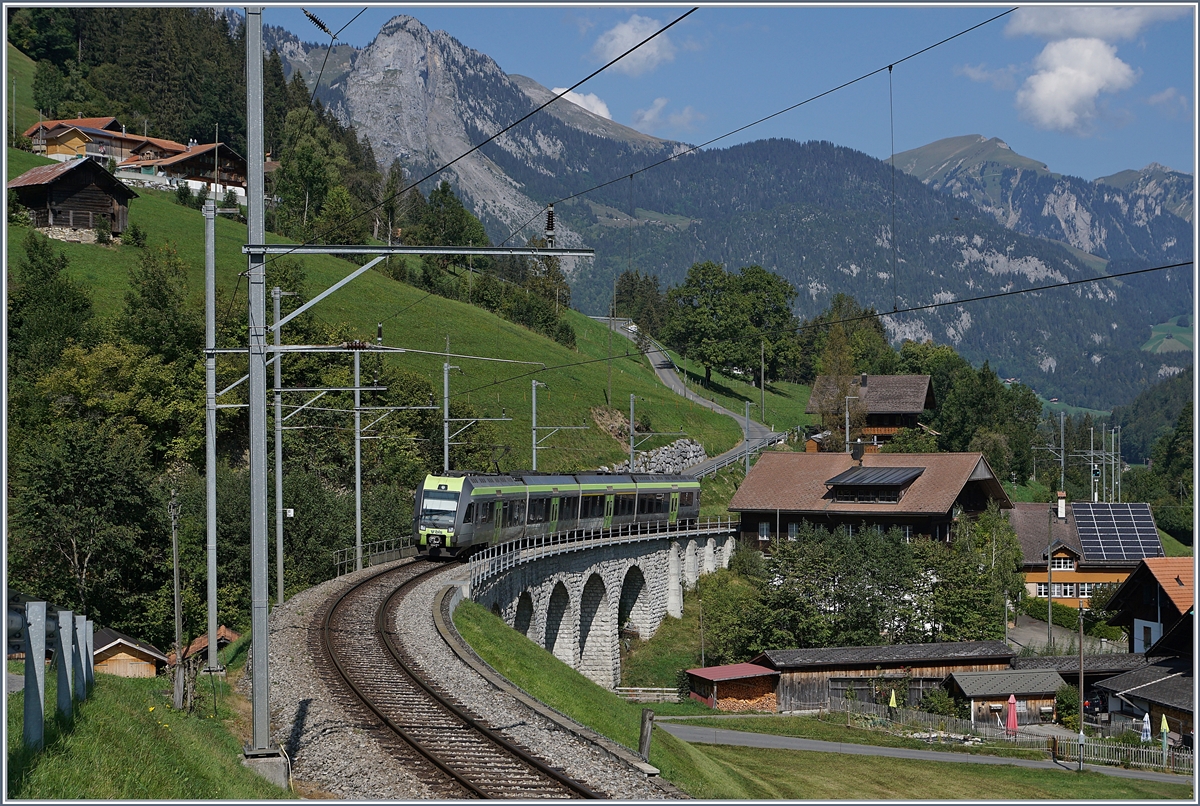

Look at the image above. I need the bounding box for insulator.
[545,204,555,232]
[376,323,383,344]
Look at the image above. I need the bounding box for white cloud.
[551,88,611,119]
[632,97,670,129]
[630,97,702,134]
[955,62,1018,91]
[1148,86,1191,119]
[1006,7,1189,42]
[592,15,676,76]
[1016,38,1137,133]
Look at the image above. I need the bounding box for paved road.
[656,722,1191,785]
[601,318,783,474]
[1007,613,1113,655]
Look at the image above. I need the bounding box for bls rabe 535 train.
[415,471,701,559]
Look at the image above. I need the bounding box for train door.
[603,495,614,529]
[669,491,680,523]
[492,499,503,543]
[549,497,560,533]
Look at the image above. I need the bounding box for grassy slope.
[7,145,740,470]
[6,661,285,799]
[1160,528,1193,557]
[666,347,815,433]
[6,43,39,137]
[454,601,1190,799]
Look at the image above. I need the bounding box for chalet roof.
[7,159,138,201]
[949,669,1066,698]
[166,625,241,664]
[1009,502,1082,564]
[754,640,1014,670]
[1107,558,1194,624]
[24,116,120,137]
[93,628,168,663]
[1147,609,1192,659]
[1094,657,1192,712]
[806,374,934,415]
[1010,653,1147,676]
[122,142,246,169]
[686,663,779,682]
[728,452,1010,516]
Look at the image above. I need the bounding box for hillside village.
[5,7,1194,800]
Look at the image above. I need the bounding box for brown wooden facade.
[690,676,778,712]
[9,160,137,233]
[773,658,1013,711]
[94,646,160,678]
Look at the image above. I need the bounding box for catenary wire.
[498,7,1017,246]
[451,260,1192,400]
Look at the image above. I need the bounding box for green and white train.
[415,471,701,559]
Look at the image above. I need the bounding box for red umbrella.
[1005,694,1018,737]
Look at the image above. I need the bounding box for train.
[415,470,701,559]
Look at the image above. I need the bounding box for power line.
[451,259,1191,400]
[270,7,698,264]
[498,7,1017,246]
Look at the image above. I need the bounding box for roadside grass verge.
[671,714,1047,760]
[6,662,285,799]
[455,599,1192,799]
[688,744,1193,800]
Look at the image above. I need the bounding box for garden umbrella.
[1141,712,1152,742]
[1005,694,1018,737]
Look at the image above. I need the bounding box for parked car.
[1083,691,1106,715]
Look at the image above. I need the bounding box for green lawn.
[6,662,286,799]
[7,146,742,471]
[1159,529,1193,557]
[1003,477,1051,503]
[6,43,39,138]
[1141,315,1194,353]
[663,348,815,433]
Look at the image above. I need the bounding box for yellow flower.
[148,706,155,712]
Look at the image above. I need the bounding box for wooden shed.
[8,158,138,233]
[93,628,167,678]
[947,668,1065,727]
[686,663,779,711]
[754,641,1014,712]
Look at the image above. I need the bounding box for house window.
[1051,583,1075,598]
[1079,583,1093,598]
[1050,557,1075,571]
[787,523,798,541]
[758,522,770,540]
[901,525,912,543]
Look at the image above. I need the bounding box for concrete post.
[630,393,636,470]
[354,349,362,571]
[274,287,285,604]
[443,362,451,474]
[85,619,94,690]
[23,602,46,750]
[203,199,221,673]
[55,610,73,720]
[531,380,540,471]
[73,614,87,702]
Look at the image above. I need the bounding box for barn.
[93,628,167,678]
[8,158,138,233]
[753,641,1015,712]
[947,668,1065,727]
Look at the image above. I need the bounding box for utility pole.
[760,339,765,423]
[844,396,859,454]
[203,199,219,673]
[1046,504,1054,652]
[354,349,362,571]
[1060,411,1065,493]
[607,275,616,406]
[630,393,636,470]
[1090,427,1096,503]
[745,401,756,475]
[443,361,458,473]
[532,380,544,471]
[1078,596,1085,772]
[171,489,183,711]
[273,288,285,603]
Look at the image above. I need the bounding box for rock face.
[600,438,707,475]
[278,14,683,259]
[894,135,1193,264]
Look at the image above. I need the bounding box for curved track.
[315,561,600,799]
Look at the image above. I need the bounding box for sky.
[263,4,1196,181]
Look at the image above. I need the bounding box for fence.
[332,536,417,577]
[615,687,678,703]
[1055,736,1194,776]
[468,517,737,590]
[828,698,1052,750]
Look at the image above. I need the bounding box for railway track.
[314,560,601,799]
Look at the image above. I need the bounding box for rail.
[468,517,737,590]
[694,434,785,478]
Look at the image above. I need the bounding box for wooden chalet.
[806,374,935,451]
[753,640,1014,711]
[1009,653,1147,695]
[121,140,247,192]
[946,668,1065,727]
[93,628,168,678]
[1095,611,1193,742]
[728,451,1011,543]
[166,625,241,664]
[684,663,779,711]
[1011,497,1166,613]
[1104,557,1191,653]
[8,159,137,233]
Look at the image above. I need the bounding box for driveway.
[656,722,1190,785]
[1007,613,1114,655]
[601,318,783,473]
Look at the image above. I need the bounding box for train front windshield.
[420,490,459,529]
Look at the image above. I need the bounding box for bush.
[676,668,692,703]
[175,183,193,207]
[1056,683,1079,722]
[123,220,147,248]
[1020,596,1123,640]
[221,188,239,208]
[7,189,30,226]
[919,687,962,718]
[553,319,576,349]
[95,215,112,244]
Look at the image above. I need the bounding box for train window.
[581,495,605,519]
[561,496,578,521]
[511,499,526,526]
[616,494,635,517]
[463,503,475,523]
[680,492,694,507]
[528,498,548,524]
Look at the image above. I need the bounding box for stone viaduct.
[466,526,737,689]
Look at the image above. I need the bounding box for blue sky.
[264,4,1196,180]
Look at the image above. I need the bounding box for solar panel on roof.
[825,466,924,487]
[1072,503,1163,562]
